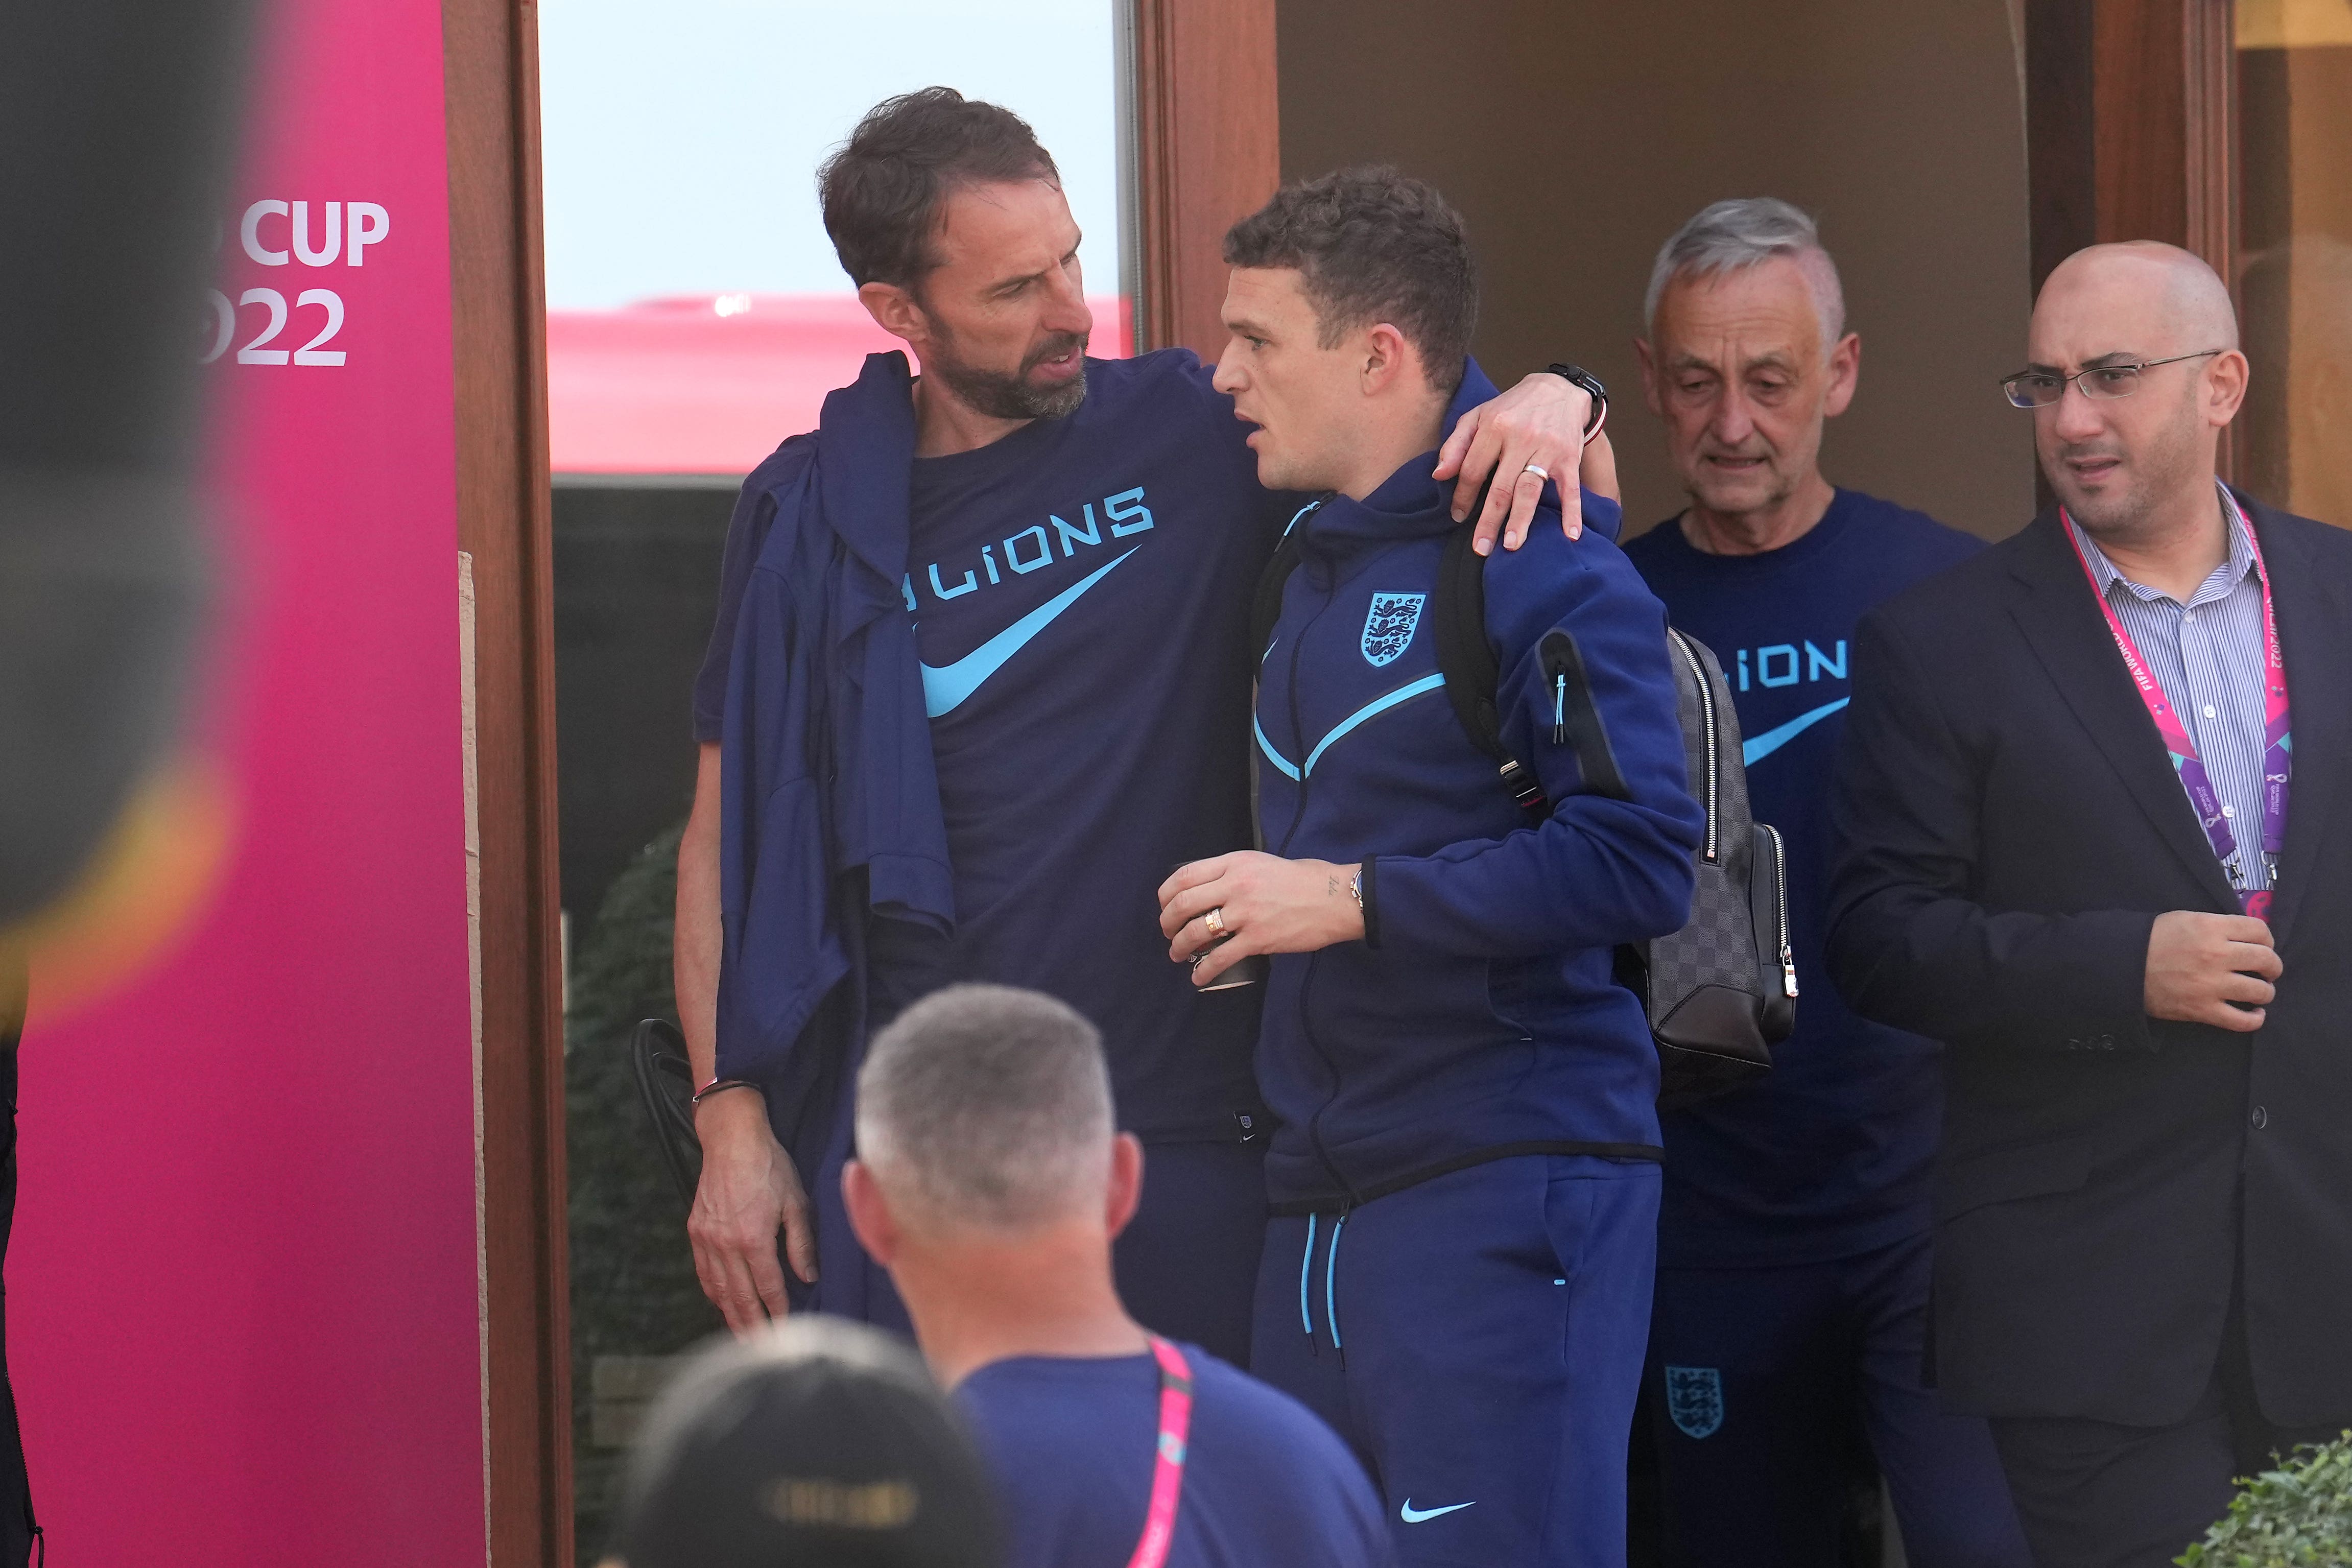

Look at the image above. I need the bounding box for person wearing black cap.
[614,1314,1001,1568]
[841,984,1390,1568]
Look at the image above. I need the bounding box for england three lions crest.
[1361,592,1426,668]
[1664,1366,1723,1439]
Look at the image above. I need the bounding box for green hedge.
[2179,1433,2352,1567]
[563,823,721,1564]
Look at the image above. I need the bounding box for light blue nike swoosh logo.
[919,547,1140,717]
[1399,1500,1476,1524]
[1255,672,1447,782]
[1742,697,1849,766]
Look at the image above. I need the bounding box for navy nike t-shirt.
[694,350,1300,1142]
[957,1347,1393,1568]
[1624,489,1982,1266]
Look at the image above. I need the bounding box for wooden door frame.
[2025,0,2233,284]
[444,0,571,1562]
[2025,0,2236,486]
[1130,0,1282,357]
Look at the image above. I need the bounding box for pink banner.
[14,1,487,1560]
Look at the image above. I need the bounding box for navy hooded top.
[1250,395,1702,1211]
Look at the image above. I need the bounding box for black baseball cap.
[615,1316,1003,1568]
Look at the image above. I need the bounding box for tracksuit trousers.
[1252,1154,1660,1568]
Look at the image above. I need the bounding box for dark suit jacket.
[1826,492,2352,1427]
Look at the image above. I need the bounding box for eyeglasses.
[2001,350,2226,409]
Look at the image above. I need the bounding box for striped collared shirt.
[2066,486,2275,894]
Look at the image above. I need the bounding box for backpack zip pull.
[1552,671,1568,745]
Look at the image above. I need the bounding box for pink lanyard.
[1125,1336,1195,1568]
[2061,490,2292,918]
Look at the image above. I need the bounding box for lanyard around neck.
[2061,488,2292,917]
[1125,1336,1195,1568]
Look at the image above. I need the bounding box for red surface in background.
[12,1,487,1560]
[548,293,1134,473]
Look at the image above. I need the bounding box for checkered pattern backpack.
[1248,517,1795,1105]
[1422,527,1794,1107]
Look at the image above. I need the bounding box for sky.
[537,0,1126,309]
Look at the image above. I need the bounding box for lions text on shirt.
[956,1348,1394,1568]
[1624,490,1983,1265]
[695,352,1300,1142]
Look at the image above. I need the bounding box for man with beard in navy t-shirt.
[675,89,1602,1367]
[1622,201,2029,1566]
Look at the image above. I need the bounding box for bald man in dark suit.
[1827,242,2352,1567]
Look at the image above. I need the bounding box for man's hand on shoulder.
[687,1088,817,1333]
[2144,910,2280,1033]
[1433,372,1600,555]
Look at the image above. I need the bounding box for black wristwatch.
[1547,362,1608,436]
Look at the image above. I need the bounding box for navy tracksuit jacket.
[1250,460,1701,1210]
[1247,440,1700,1568]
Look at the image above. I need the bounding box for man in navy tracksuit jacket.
[1160,170,1701,1568]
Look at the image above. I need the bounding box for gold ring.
[1204,907,1227,939]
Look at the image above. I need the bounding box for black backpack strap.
[1249,501,1323,853]
[1433,524,1547,815]
[1250,500,1322,661]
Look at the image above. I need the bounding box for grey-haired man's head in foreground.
[851,983,1122,1232]
[844,985,1150,1386]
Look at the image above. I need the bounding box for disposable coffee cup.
[1191,943,1267,991]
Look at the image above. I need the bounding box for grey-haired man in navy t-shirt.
[1622,198,2028,1567]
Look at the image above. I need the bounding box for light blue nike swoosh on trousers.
[919,547,1141,717]
[1742,697,1849,766]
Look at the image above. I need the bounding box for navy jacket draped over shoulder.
[715,353,955,1173]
